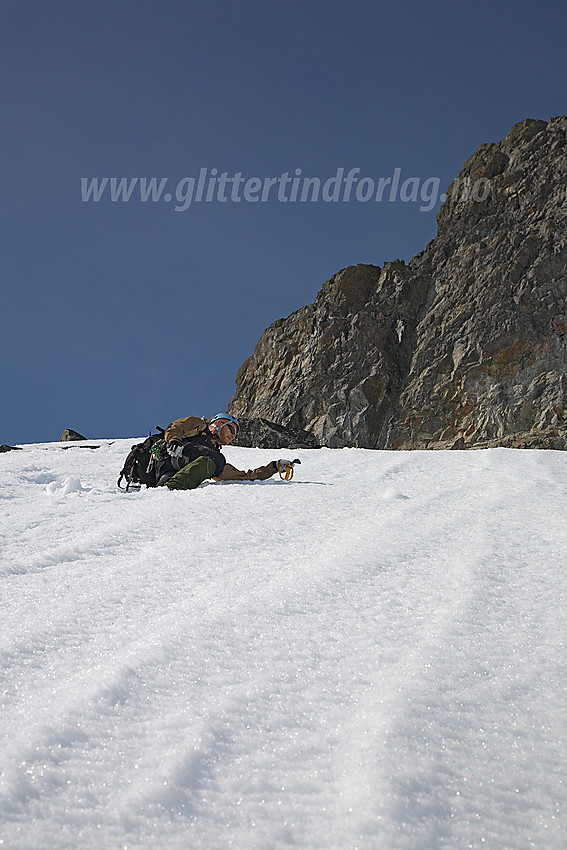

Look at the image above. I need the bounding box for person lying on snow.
[156,413,297,490]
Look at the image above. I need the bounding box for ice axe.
[275,458,301,481]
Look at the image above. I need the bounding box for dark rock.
[59,445,101,450]
[0,445,23,452]
[233,418,319,449]
[60,429,87,442]
[229,116,567,450]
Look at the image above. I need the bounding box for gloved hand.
[167,440,184,459]
[273,458,301,480]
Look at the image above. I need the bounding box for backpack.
[117,427,167,490]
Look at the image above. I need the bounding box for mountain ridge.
[229,117,567,450]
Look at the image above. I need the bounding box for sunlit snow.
[1,440,566,850]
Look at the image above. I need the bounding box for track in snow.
[1,441,566,849]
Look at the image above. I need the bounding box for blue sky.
[2,0,566,444]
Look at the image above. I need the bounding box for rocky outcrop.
[232,418,319,449]
[229,117,567,449]
[60,429,87,442]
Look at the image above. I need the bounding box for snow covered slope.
[1,441,566,850]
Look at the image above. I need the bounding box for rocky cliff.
[229,117,567,450]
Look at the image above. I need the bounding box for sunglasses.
[221,422,237,437]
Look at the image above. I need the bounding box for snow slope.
[1,440,566,850]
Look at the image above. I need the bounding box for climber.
[155,413,299,490]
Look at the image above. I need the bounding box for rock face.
[229,117,567,449]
